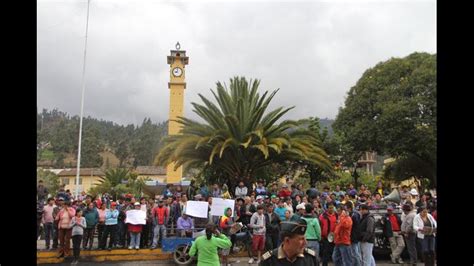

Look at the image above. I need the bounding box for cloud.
[37,0,436,125]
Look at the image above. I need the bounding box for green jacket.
[189,234,232,266]
[302,215,321,241]
[83,207,99,228]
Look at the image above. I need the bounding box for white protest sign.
[125,209,146,225]
[185,201,209,218]
[210,198,235,217]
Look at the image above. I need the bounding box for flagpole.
[75,0,91,199]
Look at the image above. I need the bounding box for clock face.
[172,67,183,77]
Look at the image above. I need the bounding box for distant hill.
[37,108,167,168]
[319,118,334,136]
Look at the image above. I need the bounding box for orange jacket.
[334,212,352,245]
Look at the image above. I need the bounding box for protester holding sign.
[219,207,235,265]
[210,198,235,217]
[127,202,145,250]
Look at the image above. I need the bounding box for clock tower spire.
[166,42,188,183]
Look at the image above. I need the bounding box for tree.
[383,154,436,189]
[37,108,169,169]
[88,168,152,199]
[131,119,167,166]
[79,123,104,167]
[115,140,129,167]
[37,169,60,196]
[286,117,337,185]
[92,168,130,200]
[333,52,436,185]
[126,172,151,198]
[155,77,332,188]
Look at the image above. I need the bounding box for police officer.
[260,218,319,266]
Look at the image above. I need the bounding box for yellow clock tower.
[166,42,188,183]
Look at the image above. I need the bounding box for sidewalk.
[38,239,430,265]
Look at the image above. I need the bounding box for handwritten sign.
[210,198,235,217]
[185,201,209,218]
[125,209,146,225]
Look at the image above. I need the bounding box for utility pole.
[75,0,91,199]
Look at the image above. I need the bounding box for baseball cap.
[256,195,264,200]
[111,202,117,206]
[134,202,140,206]
[409,189,419,196]
[296,203,306,210]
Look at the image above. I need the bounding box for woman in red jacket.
[332,205,353,266]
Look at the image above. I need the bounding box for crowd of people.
[37,178,437,265]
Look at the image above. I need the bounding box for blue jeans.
[421,235,435,253]
[44,222,54,248]
[332,244,353,266]
[351,242,362,266]
[129,232,141,248]
[152,224,167,248]
[360,242,375,266]
[307,240,320,255]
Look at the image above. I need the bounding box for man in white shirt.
[248,204,266,264]
[235,181,248,198]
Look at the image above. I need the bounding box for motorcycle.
[231,223,252,257]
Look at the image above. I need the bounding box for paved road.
[42,258,428,266]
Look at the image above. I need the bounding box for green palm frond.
[155,76,332,180]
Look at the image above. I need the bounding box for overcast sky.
[37,0,436,126]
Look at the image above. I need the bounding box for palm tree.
[127,172,151,198]
[155,77,332,187]
[94,168,130,199]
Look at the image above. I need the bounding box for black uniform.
[259,220,319,266]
